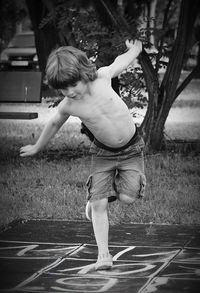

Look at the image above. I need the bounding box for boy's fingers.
[20,148,26,155]
[20,151,30,157]
[125,39,133,43]
[20,146,30,156]
[20,151,25,157]
[20,148,26,154]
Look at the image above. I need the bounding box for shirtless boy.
[20,39,146,270]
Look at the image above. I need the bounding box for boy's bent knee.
[119,193,136,204]
[117,172,146,203]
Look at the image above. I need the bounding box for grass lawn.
[0,76,200,228]
[0,118,200,228]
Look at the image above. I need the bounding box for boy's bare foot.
[95,253,113,270]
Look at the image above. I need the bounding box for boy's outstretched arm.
[20,104,70,157]
[107,39,142,78]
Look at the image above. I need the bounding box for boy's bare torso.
[59,70,136,148]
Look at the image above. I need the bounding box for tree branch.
[174,65,200,100]
[41,0,54,12]
[155,0,173,73]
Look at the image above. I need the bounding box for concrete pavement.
[0,219,200,292]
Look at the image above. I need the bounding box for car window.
[9,34,35,48]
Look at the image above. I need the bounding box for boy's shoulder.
[57,97,73,115]
[97,66,111,80]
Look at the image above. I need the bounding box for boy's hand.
[125,39,142,54]
[20,144,38,157]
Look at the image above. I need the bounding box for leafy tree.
[0,0,28,52]
[141,0,200,150]
[90,0,200,150]
[25,0,61,73]
[23,0,200,150]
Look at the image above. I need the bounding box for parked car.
[0,31,39,70]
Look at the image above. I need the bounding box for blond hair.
[45,46,97,89]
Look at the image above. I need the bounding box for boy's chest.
[66,95,113,121]
[66,97,99,120]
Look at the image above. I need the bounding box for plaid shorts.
[86,131,146,202]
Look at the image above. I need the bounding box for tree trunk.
[139,50,160,147]
[142,0,200,150]
[194,41,200,78]
[26,0,60,73]
[149,0,157,46]
[91,0,200,151]
[194,22,200,78]
[150,98,172,150]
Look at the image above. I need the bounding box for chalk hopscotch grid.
[0,240,189,292]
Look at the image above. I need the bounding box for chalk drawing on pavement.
[0,240,184,292]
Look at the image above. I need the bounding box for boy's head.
[45,46,97,89]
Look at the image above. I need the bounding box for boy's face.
[60,81,87,99]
